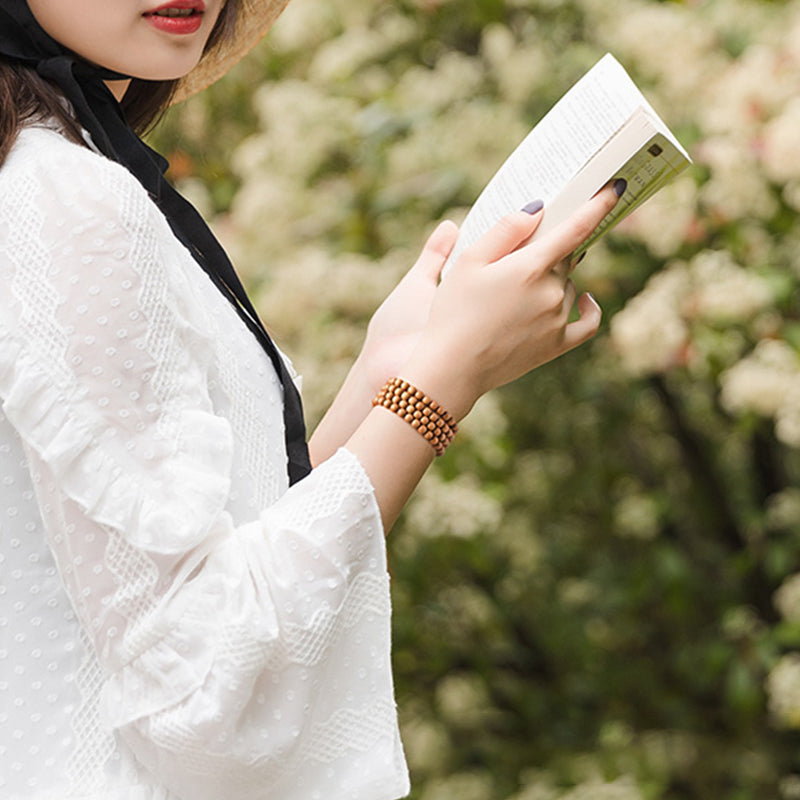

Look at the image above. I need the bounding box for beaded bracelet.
[372,377,458,457]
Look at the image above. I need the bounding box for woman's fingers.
[561,276,578,314]
[551,257,571,283]
[423,220,459,267]
[459,180,621,281]
[562,291,603,351]
[532,181,621,268]
[458,204,545,267]
[411,220,459,282]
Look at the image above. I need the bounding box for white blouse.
[0,126,409,800]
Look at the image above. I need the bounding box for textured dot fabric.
[0,125,409,800]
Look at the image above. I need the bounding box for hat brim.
[173,0,291,103]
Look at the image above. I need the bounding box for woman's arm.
[308,220,460,466]
[313,184,619,529]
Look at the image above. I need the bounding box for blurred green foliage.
[153,0,800,797]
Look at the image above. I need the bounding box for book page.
[442,54,689,272]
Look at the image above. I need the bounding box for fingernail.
[586,292,601,312]
[613,178,627,197]
[522,199,544,215]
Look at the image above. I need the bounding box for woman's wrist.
[372,377,459,457]
[309,355,379,466]
[396,345,482,425]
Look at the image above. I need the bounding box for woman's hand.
[345,182,621,530]
[397,182,620,422]
[308,221,458,465]
[313,182,619,475]
[356,220,460,395]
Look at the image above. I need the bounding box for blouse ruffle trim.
[0,333,233,555]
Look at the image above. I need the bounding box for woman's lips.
[143,2,206,34]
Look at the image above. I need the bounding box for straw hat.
[174,0,292,102]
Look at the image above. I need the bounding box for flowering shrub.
[154,0,800,797]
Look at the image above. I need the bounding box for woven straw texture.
[174,0,291,102]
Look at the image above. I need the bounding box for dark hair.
[0,0,240,166]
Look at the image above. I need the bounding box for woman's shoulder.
[0,124,164,249]
[1,124,150,206]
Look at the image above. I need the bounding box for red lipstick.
[143,1,206,35]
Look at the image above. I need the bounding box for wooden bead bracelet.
[372,377,458,456]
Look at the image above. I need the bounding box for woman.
[0,1,622,798]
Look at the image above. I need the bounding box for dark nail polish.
[522,199,544,215]
[613,178,627,197]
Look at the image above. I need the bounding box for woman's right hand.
[344,182,621,531]
[397,182,621,422]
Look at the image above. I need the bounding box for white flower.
[308,27,388,83]
[775,573,800,624]
[435,673,492,725]
[697,136,778,222]
[385,101,529,199]
[586,0,720,116]
[405,473,504,540]
[392,51,485,115]
[761,97,800,184]
[767,488,800,532]
[686,250,774,324]
[244,80,359,181]
[609,249,772,378]
[480,24,548,106]
[558,777,644,800]
[436,585,497,630]
[616,174,698,259]
[268,0,341,54]
[559,578,599,608]
[780,774,800,800]
[613,493,661,540]
[720,339,800,418]
[785,6,800,71]
[776,382,800,448]
[400,714,452,776]
[767,654,800,729]
[699,44,797,139]
[610,264,691,376]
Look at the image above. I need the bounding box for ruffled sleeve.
[0,128,409,800]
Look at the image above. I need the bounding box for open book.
[443,54,691,270]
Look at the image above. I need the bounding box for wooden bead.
[372,377,458,456]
